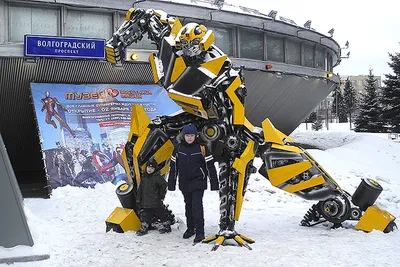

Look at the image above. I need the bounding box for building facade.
[0,0,343,192]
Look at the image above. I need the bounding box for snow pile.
[4,130,400,267]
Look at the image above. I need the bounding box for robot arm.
[105,8,177,64]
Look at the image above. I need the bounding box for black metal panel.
[0,57,153,192]
[244,69,336,134]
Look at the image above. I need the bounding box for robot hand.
[105,8,150,64]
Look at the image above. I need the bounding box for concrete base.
[0,244,50,264]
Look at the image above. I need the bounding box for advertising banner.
[30,83,181,189]
[25,35,105,59]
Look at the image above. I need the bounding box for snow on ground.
[3,128,400,267]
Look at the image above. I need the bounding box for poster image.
[30,83,181,190]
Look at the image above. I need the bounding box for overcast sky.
[226,0,400,78]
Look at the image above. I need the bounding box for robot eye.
[194,26,202,35]
[181,27,187,34]
[190,38,200,46]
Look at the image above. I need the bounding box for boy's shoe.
[136,223,149,236]
[159,222,172,234]
[183,228,195,239]
[193,232,205,243]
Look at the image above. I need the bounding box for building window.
[315,47,325,69]
[286,39,301,65]
[9,5,60,42]
[207,26,233,56]
[327,54,333,71]
[267,35,284,62]
[303,43,314,67]
[239,28,263,60]
[66,10,112,40]
[118,14,156,50]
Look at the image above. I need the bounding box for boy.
[168,123,219,243]
[136,158,171,236]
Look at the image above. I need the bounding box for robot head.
[45,91,50,97]
[175,23,215,57]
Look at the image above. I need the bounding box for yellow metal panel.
[225,76,245,125]
[233,141,255,221]
[159,162,170,176]
[244,117,254,132]
[283,175,325,193]
[261,118,284,145]
[267,161,312,187]
[128,105,151,141]
[170,57,187,83]
[153,9,169,23]
[148,53,160,83]
[105,207,141,232]
[200,55,227,76]
[302,150,343,192]
[355,205,396,232]
[121,149,133,183]
[168,91,208,119]
[170,17,183,37]
[199,30,215,51]
[271,143,302,153]
[125,8,135,21]
[275,128,294,143]
[133,128,151,185]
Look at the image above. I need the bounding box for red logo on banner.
[107,88,119,98]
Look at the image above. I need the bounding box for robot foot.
[203,230,255,251]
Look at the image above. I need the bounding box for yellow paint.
[244,117,254,132]
[355,205,396,232]
[283,175,326,193]
[153,9,169,23]
[176,23,206,45]
[239,234,255,244]
[233,141,256,221]
[106,55,116,64]
[170,17,183,37]
[148,53,160,83]
[369,179,380,187]
[225,76,245,125]
[215,236,225,246]
[261,118,284,145]
[203,235,218,243]
[105,207,141,232]
[168,91,208,119]
[125,8,135,22]
[159,162,171,176]
[302,150,343,192]
[200,55,227,76]
[128,105,151,141]
[234,235,245,245]
[206,127,215,136]
[120,184,129,191]
[133,128,151,185]
[271,143,302,153]
[170,57,187,83]
[267,161,312,187]
[275,128,294,143]
[199,30,215,51]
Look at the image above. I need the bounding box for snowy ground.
[2,127,400,267]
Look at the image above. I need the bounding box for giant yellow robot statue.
[105,7,396,250]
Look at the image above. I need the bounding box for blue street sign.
[24,35,105,60]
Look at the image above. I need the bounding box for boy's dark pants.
[182,189,205,234]
[140,207,169,224]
